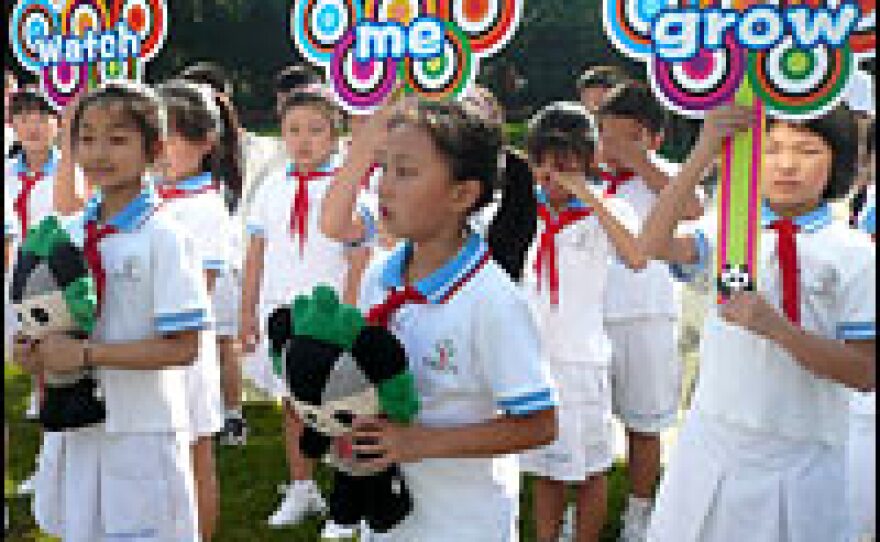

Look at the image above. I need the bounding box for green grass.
[5,364,636,541]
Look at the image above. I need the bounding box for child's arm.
[640,105,754,266]
[721,292,875,392]
[555,173,647,270]
[36,331,200,372]
[342,246,371,306]
[239,235,265,353]
[54,101,89,215]
[352,408,557,468]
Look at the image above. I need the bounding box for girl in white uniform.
[641,105,876,542]
[15,81,206,542]
[517,103,644,542]
[240,86,373,529]
[594,82,703,540]
[330,99,558,541]
[156,80,240,542]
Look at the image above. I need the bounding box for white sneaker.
[321,520,357,540]
[558,504,575,542]
[267,480,326,527]
[619,497,651,542]
[16,474,37,496]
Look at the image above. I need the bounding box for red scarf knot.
[14,171,45,240]
[534,204,593,306]
[289,169,335,255]
[769,217,801,325]
[600,169,635,197]
[366,286,427,328]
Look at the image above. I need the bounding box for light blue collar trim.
[13,147,59,177]
[380,233,489,304]
[168,172,215,192]
[762,200,832,233]
[286,151,343,178]
[83,188,159,233]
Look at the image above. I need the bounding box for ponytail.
[487,148,537,281]
[211,93,243,212]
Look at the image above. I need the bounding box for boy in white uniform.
[17,82,208,541]
[594,83,703,541]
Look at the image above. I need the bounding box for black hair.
[576,65,629,93]
[9,90,56,117]
[278,89,346,134]
[389,100,537,281]
[176,62,233,97]
[159,80,243,211]
[274,64,324,97]
[71,81,165,164]
[526,101,597,168]
[767,106,859,201]
[597,81,668,136]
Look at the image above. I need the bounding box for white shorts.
[607,317,681,433]
[520,363,612,481]
[184,330,225,439]
[212,269,240,338]
[33,426,198,542]
[648,410,847,542]
[847,392,876,540]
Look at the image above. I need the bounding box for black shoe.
[220,416,248,446]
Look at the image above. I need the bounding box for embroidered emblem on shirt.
[423,339,458,375]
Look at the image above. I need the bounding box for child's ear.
[148,139,166,167]
[454,178,484,215]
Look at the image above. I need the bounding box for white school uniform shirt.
[359,233,557,541]
[857,183,876,237]
[673,201,876,446]
[246,154,375,311]
[67,189,212,434]
[524,188,638,365]
[4,148,60,239]
[4,125,15,159]
[602,154,681,320]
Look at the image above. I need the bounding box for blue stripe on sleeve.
[155,309,208,334]
[246,223,265,238]
[203,259,227,272]
[670,229,709,283]
[837,322,876,340]
[498,388,557,416]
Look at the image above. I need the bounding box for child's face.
[763,122,832,210]
[74,103,155,191]
[379,122,479,241]
[281,104,337,172]
[597,115,652,169]
[11,111,58,155]
[161,132,213,182]
[533,150,586,208]
[580,86,613,112]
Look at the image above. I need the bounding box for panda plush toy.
[268,285,420,533]
[11,216,102,432]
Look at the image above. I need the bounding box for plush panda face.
[718,264,754,297]
[289,348,381,437]
[14,262,77,338]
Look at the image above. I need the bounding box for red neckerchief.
[14,171,45,240]
[157,180,219,201]
[534,203,593,306]
[600,169,636,197]
[361,163,381,189]
[768,217,801,324]
[83,219,120,312]
[367,249,491,327]
[289,169,336,255]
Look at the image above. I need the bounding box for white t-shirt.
[673,202,876,445]
[5,149,60,239]
[66,189,212,434]
[524,190,638,365]
[359,233,556,541]
[246,155,374,313]
[602,154,682,320]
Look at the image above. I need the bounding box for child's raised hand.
[699,105,755,154]
[719,291,787,340]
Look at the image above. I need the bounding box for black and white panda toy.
[268,285,420,533]
[10,216,102,431]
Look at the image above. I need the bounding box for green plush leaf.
[378,372,420,424]
[62,277,98,335]
[291,285,364,350]
[21,216,70,259]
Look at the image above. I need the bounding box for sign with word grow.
[10,0,168,110]
[603,0,874,303]
[290,0,523,113]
